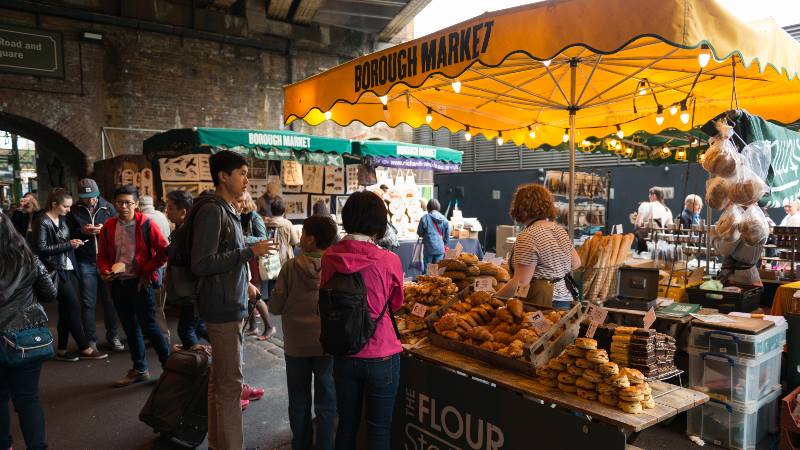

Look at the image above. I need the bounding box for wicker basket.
[576,264,621,302]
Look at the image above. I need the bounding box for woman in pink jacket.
[320,191,404,450]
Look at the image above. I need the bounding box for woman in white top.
[779,200,800,227]
[635,187,673,252]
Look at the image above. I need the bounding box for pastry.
[575,338,598,350]
[597,382,618,396]
[536,367,558,379]
[507,299,525,319]
[575,377,596,390]
[582,369,604,383]
[567,365,585,377]
[730,178,763,206]
[598,362,620,377]
[443,271,466,281]
[612,334,632,344]
[494,267,511,282]
[622,368,645,385]
[439,259,468,271]
[575,358,596,370]
[558,382,578,393]
[614,326,637,335]
[441,331,462,341]
[619,387,644,402]
[715,209,740,242]
[548,359,567,371]
[469,326,493,341]
[599,393,619,407]
[566,345,586,358]
[577,388,599,401]
[633,328,656,337]
[458,253,479,265]
[586,349,610,364]
[607,374,631,389]
[539,377,558,388]
[496,308,515,324]
[514,329,538,344]
[466,265,481,277]
[705,177,731,211]
[556,354,575,366]
[618,400,643,414]
[642,396,656,409]
[468,290,493,305]
[557,372,577,384]
[641,383,652,396]
[741,216,769,245]
[492,331,515,345]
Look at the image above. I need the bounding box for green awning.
[354,140,462,164]
[143,127,352,166]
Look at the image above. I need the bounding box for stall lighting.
[680,101,690,124]
[624,147,634,157]
[542,59,552,67]
[609,139,618,148]
[496,131,504,146]
[698,44,711,68]
[698,152,706,163]
[563,129,569,143]
[324,110,332,120]
[425,107,433,124]
[660,146,672,158]
[691,137,700,147]
[616,125,624,139]
[675,148,687,161]
[464,126,472,141]
[638,80,647,96]
[379,95,388,105]
[655,105,664,126]
[669,105,678,116]
[451,80,462,94]
[528,125,536,139]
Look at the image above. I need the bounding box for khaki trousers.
[207,321,244,450]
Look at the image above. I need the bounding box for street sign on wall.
[0,23,64,78]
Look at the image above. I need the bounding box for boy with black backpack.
[269,215,337,450]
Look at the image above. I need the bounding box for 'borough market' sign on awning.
[0,24,63,78]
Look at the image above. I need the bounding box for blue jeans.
[177,304,209,349]
[285,355,336,450]
[423,253,444,268]
[0,360,46,450]
[333,354,400,450]
[111,278,170,372]
[77,262,119,343]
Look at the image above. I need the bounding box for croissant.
[442,331,462,341]
[496,307,515,323]
[507,299,525,319]
[492,331,515,345]
[469,326,493,341]
[436,313,459,331]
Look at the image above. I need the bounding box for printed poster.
[324,166,345,194]
[283,194,308,220]
[311,195,332,214]
[302,165,325,194]
[346,164,361,194]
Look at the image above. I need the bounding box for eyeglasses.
[116,201,136,207]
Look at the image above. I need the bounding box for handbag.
[0,326,54,367]
[409,239,424,272]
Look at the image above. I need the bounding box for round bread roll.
[598,362,620,377]
[582,369,604,383]
[575,377,596,390]
[539,377,558,388]
[536,367,558,379]
[556,353,576,366]
[575,338,598,350]
[558,382,578,393]
[567,346,586,358]
[618,400,643,414]
[741,216,769,245]
[557,372,577,384]
[458,253,479,265]
[705,177,731,211]
[730,178,763,206]
[597,382,618,396]
[586,349,610,364]
[619,387,645,402]
[575,358,596,370]
[642,396,656,409]
[599,393,619,406]
[715,210,740,242]
[548,359,566,371]
[621,368,645,385]
[577,388,598,401]
[711,152,738,178]
[641,383,652,396]
[567,365,585,377]
[701,145,721,173]
[607,374,631,389]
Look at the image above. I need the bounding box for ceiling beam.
[378,0,430,41]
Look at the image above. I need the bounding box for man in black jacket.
[66,178,124,352]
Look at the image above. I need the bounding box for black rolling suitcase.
[139,349,210,448]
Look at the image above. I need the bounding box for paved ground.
[6,302,779,450]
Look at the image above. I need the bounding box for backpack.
[318,272,399,356]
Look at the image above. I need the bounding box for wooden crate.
[527,301,584,368]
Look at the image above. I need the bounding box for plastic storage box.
[689,322,787,359]
[688,346,783,404]
[685,284,763,313]
[687,387,782,450]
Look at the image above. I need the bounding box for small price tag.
[530,311,551,335]
[474,277,494,292]
[411,303,428,318]
[426,264,439,276]
[643,307,657,329]
[445,242,463,260]
[515,283,530,298]
[585,304,608,339]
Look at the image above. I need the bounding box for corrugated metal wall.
[412,126,643,172]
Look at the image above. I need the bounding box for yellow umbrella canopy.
[283,0,800,148]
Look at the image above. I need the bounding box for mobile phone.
[267,228,277,240]
[82,239,90,243]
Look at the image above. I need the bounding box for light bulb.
[616,125,624,139]
[655,106,664,126]
[496,132,504,146]
[425,107,432,124]
[698,44,711,68]
[625,147,633,157]
[379,95,388,105]
[451,80,461,94]
[563,129,569,143]
[464,127,472,141]
[669,105,677,116]
[609,139,618,148]
[324,110,332,120]
[638,80,647,96]
[698,152,706,163]
[528,125,536,139]
[661,146,671,158]
[680,101,690,124]
[542,59,551,67]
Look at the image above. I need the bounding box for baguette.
[598,234,623,300]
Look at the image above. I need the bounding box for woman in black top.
[31,189,106,361]
[0,213,56,450]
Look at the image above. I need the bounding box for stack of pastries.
[536,337,656,414]
[397,275,460,345]
[438,253,510,292]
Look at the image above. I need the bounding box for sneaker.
[88,341,98,351]
[80,348,108,360]
[55,351,79,362]
[113,369,150,388]
[240,399,250,411]
[241,384,265,401]
[109,337,125,352]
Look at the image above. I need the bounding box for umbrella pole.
[568,60,577,240]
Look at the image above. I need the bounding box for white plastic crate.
[689,322,787,359]
[688,346,783,404]
[686,387,781,450]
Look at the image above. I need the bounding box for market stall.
[142,127,352,216]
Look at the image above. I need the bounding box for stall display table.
[395,238,484,278]
[771,280,800,316]
[394,344,708,449]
